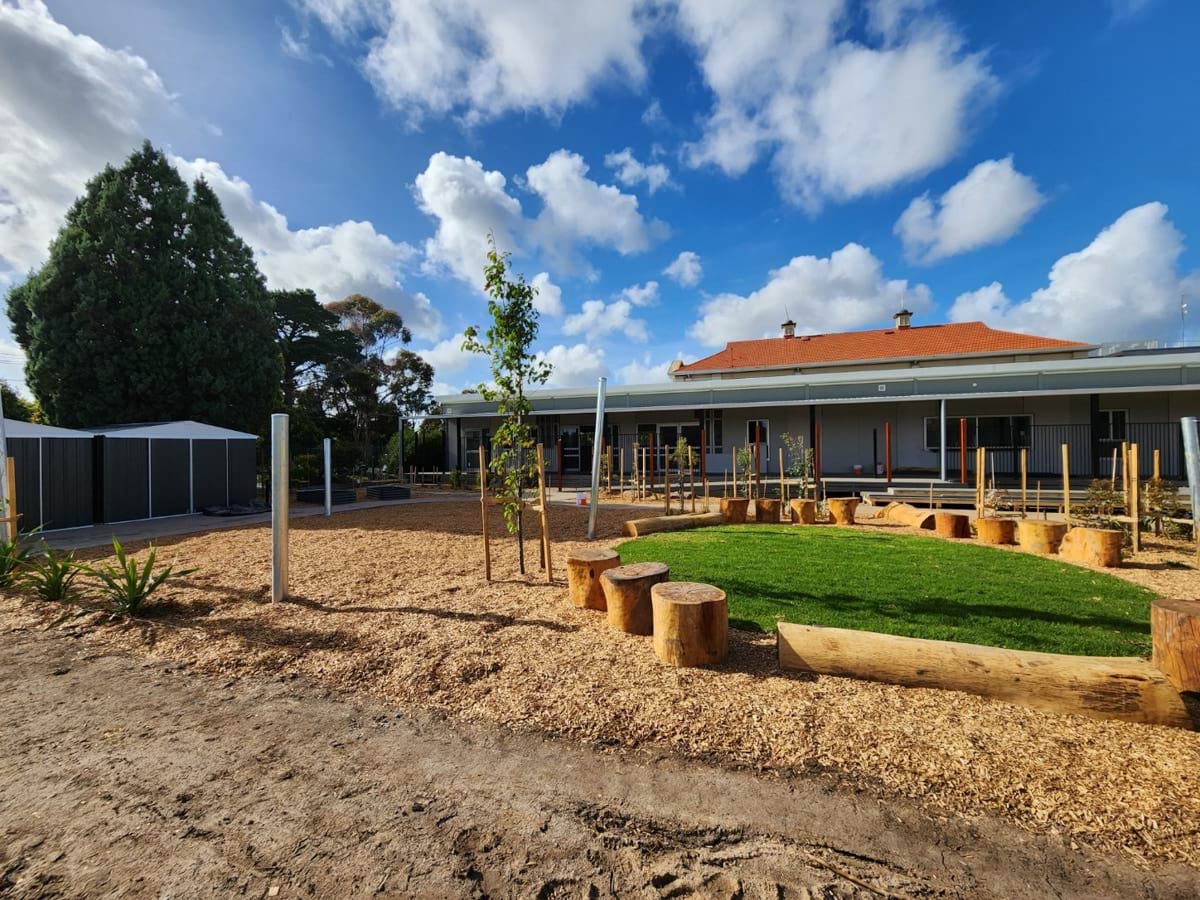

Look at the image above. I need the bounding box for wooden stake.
[1110,447,1118,489]
[1020,448,1028,518]
[1061,443,1071,528]
[1121,440,1130,512]
[689,447,696,514]
[4,457,15,542]
[479,446,491,582]
[732,447,739,498]
[1153,448,1161,481]
[1130,443,1141,554]
[778,447,785,501]
[536,444,552,582]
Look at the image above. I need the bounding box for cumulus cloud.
[537,343,609,388]
[414,331,471,375]
[689,242,931,346]
[0,0,174,275]
[604,147,672,193]
[413,151,524,285]
[563,298,648,343]
[617,354,676,384]
[678,0,998,208]
[895,156,1045,262]
[527,150,667,274]
[948,202,1197,343]
[663,250,703,286]
[297,0,647,126]
[173,157,440,339]
[620,280,659,307]
[279,21,332,66]
[531,272,563,317]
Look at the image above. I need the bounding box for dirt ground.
[3,627,1198,899]
[2,500,1199,892]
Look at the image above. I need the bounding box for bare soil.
[3,627,1197,899]
[2,500,1199,890]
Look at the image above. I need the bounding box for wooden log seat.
[827,497,859,526]
[789,499,817,525]
[754,498,781,523]
[975,517,1015,545]
[720,497,749,524]
[1018,520,1069,555]
[601,562,670,635]
[934,512,970,539]
[1058,526,1124,568]
[1151,599,1200,693]
[623,512,723,538]
[651,582,728,667]
[566,548,621,611]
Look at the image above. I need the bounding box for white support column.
[323,437,332,517]
[1182,417,1199,562]
[271,414,289,602]
[939,398,947,482]
[587,376,607,540]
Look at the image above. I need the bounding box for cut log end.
[1017,520,1068,555]
[934,512,970,539]
[566,548,620,611]
[720,497,749,524]
[601,562,669,635]
[1151,598,1200,693]
[651,582,728,667]
[827,497,859,526]
[789,499,816,525]
[754,498,781,523]
[1059,527,1124,568]
[975,517,1015,545]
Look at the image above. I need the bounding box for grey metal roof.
[81,420,258,440]
[434,349,1200,418]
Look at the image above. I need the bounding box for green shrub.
[87,538,197,617]
[0,531,39,588]
[21,550,84,603]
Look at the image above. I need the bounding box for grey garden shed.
[85,421,258,523]
[3,419,95,532]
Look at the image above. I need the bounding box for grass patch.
[617,525,1156,656]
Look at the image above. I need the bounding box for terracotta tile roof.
[675,321,1090,374]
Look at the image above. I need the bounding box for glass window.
[463,429,482,469]
[745,419,770,449]
[702,410,723,453]
[924,415,1032,450]
[1099,410,1127,442]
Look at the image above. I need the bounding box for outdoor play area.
[2,487,1199,876]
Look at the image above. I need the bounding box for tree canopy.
[6,141,280,432]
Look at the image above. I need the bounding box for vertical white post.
[587,376,607,540]
[271,413,289,602]
[1182,417,1200,560]
[323,437,332,517]
[0,386,8,525]
[939,398,947,482]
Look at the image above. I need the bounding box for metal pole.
[323,437,332,517]
[939,399,947,482]
[397,414,404,479]
[271,414,289,602]
[1182,417,1200,561]
[587,377,607,540]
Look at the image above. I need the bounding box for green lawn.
[617,525,1156,656]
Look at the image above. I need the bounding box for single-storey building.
[434,312,1200,485]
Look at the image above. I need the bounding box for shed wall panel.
[41,438,93,530]
[192,440,228,509]
[227,441,256,505]
[102,438,149,522]
[150,439,190,516]
[8,437,41,530]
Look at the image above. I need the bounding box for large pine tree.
[6,142,280,432]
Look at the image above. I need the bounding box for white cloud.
[620,280,659,307]
[663,250,703,286]
[604,147,672,193]
[173,157,440,339]
[279,21,332,66]
[689,242,931,346]
[641,98,666,126]
[537,343,608,388]
[413,151,523,286]
[895,156,1045,262]
[298,0,648,126]
[415,331,471,375]
[948,202,1197,344]
[563,298,648,343]
[678,0,998,208]
[617,353,676,384]
[0,0,174,275]
[531,272,563,317]
[527,150,667,274]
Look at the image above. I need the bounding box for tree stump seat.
[827,497,859,526]
[566,548,620,611]
[934,512,970,539]
[754,498,781,523]
[1151,599,1200,693]
[975,517,1015,545]
[651,582,728,667]
[720,497,749,524]
[1018,520,1068,555]
[789,499,816,525]
[1059,527,1124,567]
[601,562,669,635]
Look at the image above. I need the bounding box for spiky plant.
[87,538,197,617]
[20,549,84,603]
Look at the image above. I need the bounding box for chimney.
[781,318,796,339]
[893,309,913,330]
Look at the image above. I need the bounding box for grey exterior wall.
[100,437,150,522]
[150,439,191,517]
[192,439,228,509]
[42,437,93,530]
[227,440,256,504]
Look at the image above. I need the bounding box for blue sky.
[1,0,1198,395]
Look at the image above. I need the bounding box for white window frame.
[1098,409,1128,443]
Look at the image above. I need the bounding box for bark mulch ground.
[2,500,1198,871]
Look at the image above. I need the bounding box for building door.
[560,426,582,473]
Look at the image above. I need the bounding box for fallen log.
[1151,599,1200,693]
[884,503,935,529]
[623,512,723,538]
[777,621,1194,729]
